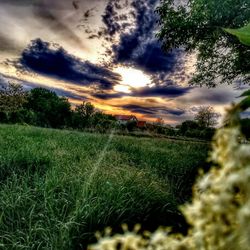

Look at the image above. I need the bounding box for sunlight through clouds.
[114,67,151,89]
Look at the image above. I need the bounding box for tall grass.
[0,124,208,249]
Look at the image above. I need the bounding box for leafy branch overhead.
[224,22,250,112]
[224,23,250,46]
[238,88,250,112]
[157,0,250,87]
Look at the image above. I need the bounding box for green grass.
[0,124,209,249]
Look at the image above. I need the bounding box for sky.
[0,0,247,125]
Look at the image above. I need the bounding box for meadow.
[0,124,209,249]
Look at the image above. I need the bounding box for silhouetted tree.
[195,106,220,128]
[75,101,95,118]
[71,101,96,129]
[25,88,71,128]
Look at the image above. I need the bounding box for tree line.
[2,82,248,140]
[0,82,116,132]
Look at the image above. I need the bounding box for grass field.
[0,124,209,249]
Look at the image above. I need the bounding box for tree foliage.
[194,106,219,128]
[180,120,199,134]
[224,22,250,46]
[179,119,215,140]
[75,101,95,119]
[0,82,27,113]
[157,0,250,87]
[0,82,117,131]
[71,101,96,129]
[26,88,72,128]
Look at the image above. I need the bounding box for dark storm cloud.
[102,0,122,37]
[0,73,86,101]
[120,104,186,116]
[93,85,191,100]
[85,0,130,41]
[72,1,80,10]
[111,0,158,62]
[81,0,183,81]
[98,0,184,80]
[130,42,183,74]
[93,92,124,100]
[82,7,96,21]
[133,85,191,97]
[12,39,121,90]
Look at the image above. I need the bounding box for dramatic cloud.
[85,0,131,41]
[0,0,87,50]
[111,0,157,61]
[120,104,186,116]
[93,85,191,99]
[98,0,184,80]
[133,85,191,98]
[102,0,125,38]
[0,73,86,101]
[131,42,183,74]
[179,85,239,106]
[33,1,87,50]
[13,39,122,90]
[93,92,124,100]
[83,0,186,83]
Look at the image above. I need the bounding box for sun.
[114,67,151,93]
